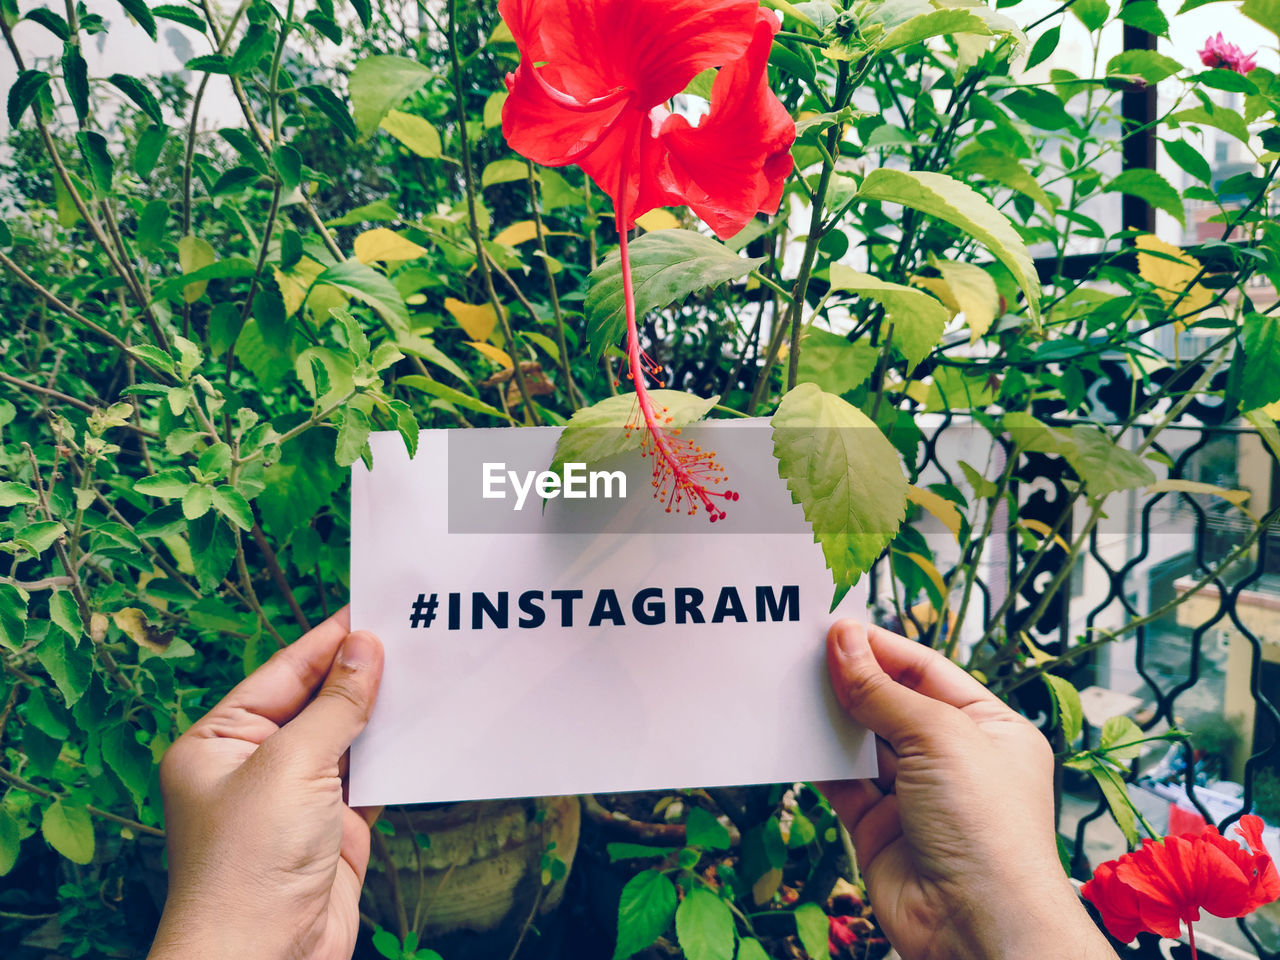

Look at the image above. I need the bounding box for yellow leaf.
[177,234,215,304]
[751,867,783,907]
[902,551,948,602]
[273,256,326,317]
[907,485,962,540]
[636,208,680,231]
[1144,479,1254,519]
[445,298,500,340]
[1017,518,1069,552]
[467,340,513,368]
[1136,234,1212,321]
[111,607,174,653]
[1263,400,1280,419]
[379,109,441,158]
[493,220,539,246]
[935,260,999,342]
[911,275,959,316]
[354,227,428,264]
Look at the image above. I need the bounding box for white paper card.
[349,422,877,806]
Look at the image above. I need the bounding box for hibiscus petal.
[502,63,632,168]
[1083,861,1148,943]
[658,11,796,239]
[574,105,679,225]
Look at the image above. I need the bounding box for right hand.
[821,620,1118,960]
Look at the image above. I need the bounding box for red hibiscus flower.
[499,0,795,237]
[1082,814,1280,956]
[500,0,796,520]
[1198,32,1258,75]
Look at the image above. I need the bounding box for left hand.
[148,608,384,960]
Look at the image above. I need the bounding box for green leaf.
[380,109,442,158]
[387,399,420,458]
[1242,313,1280,407]
[1100,715,1145,761]
[1044,675,1083,743]
[685,808,731,850]
[551,390,718,474]
[736,939,771,960]
[76,131,114,196]
[335,408,372,467]
[107,73,163,124]
[674,889,735,960]
[827,265,948,370]
[116,0,157,39]
[299,84,357,141]
[1116,0,1168,33]
[62,41,89,122]
[35,628,91,707]
[182,484,213,520]
[1089,760,1139,846]
[317,260,410,335]
[185,53,231,73]
[41,800,94,864]
[396,377,513,422]
[613,869,677,960]
[1000,88,1073,131]
[349,55,433,138]
[213,485,254,530]
[585,229,763,359]
[1172,106,1249,144]
[1162,139,1212,185]
[326,198,399,227]
[272,144,302,191]
[0,584,28,651]
[772,383,908,608]
[1242,0,1280,35]
[1071,0,1110,30]
[1106,50,1180,84]
[0,481,37,507]
[188,512,235,591]
[49,590,83,638]
[211,165,260,196]
[880,8,991,49]
[481,158,529,188]
[794,902,830,960]
[1026,26,1060,69]
[24,8,70,39]
[1065,426,1156,497]
[102,724,152,808]
[349,0,372,29]
[135,469,191,498]
[17,521,65,556]
[153,3,205,30]
[856,168,1040,319]
[7,69,51,126]
[136,123,168,178]
[950,149,1056,213]
[0,809,19,876]
[1103,169,1184,226]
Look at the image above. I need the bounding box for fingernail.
[337,631,378,670]
[833,622,865,658]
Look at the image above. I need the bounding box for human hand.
[148,609,384,960]
[821,620,1117,960]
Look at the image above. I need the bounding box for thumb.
[276,630,385,771]
[826,620,950,755]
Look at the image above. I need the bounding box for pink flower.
[1199,33,1257,74]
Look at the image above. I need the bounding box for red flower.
[828,914,861,955]
[499,0,795,239]
[1198,32,1257,74]
[501,0,796,520]
[1082,815,1280,946]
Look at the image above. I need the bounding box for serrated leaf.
[1135,234,1211,319]
[102,724,153,808]
[1089,760,1139,846]
[1172,106,1249,143]
[1106,49,1181,83]
[116,0,157,39]
[42,800,94,864]
[1044,674,1084,743]
[551,391,718,474]
[772,384,908,608]
[0,481,37,507]
[685,808,731,850]
[936,259,999,341]
[108,73,163,124]
[335,408,371,467]
[1100,715,1145,761]
[62,41,89,122]
[272,144,301,190]
[182,484,213,520]
[153,3,205,29]
[855,168,1040,319]
[379,108,442,158]
[1103,169,1184,226]
[349,55,432,138]
[213,485,254,530]
[298,84,357,141]
[794,902,830,959]
[797,328,877,395]
[828,266,947,370]
[395,376,513,421]
[317,260,410,335]
[7,69,51,126]
[25,8,70,39]
[586,229,763,359]
[1162,139,1212,185]
[881,8,991,49]
[674,889,735,960]
[18,521,65,556]
[76,131,114,196]
[950,150,1056,214]
[613,869,677,960]
[1064,425,1156,497]
[135,469,191,498]
[1242,313,1280,407]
